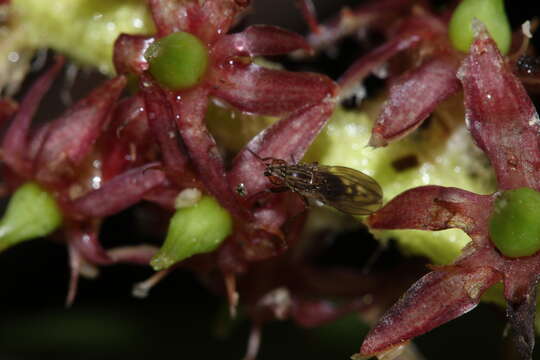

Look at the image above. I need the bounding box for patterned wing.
[316,165,383,215]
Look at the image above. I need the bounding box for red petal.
[113,34,153,75]
[368,186,494,236]
[338,32,421,98]
[370,55,460,147]
[296,0,320,35]
[228,100,336,198]
[338,14,446,98]
[170,87,248,219]
[359,266,502,357]
[100,95,152,181]
[148,0,247,43]
[212,25,311,63]
[140,76,196,186]
[2,57,64,177]
[0,99,17,126]
[306,0,421,52]
[66,221,112,265]
[458,24,540,191]
[34,76,126,185]
[210,64,337,116]
[69,163,167,219]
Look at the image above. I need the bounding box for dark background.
[2,1,540,359]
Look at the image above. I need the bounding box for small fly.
[247,150,383,215]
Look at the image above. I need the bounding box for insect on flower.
[247,150,383,215]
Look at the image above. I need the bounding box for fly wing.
[317,165,383,215]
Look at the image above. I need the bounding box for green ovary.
[0,182,63,252]
[489,188,540,258]
[144,32,209,90]
[449,0,511,54]
[151,195,233,271]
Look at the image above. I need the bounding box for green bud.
[449,0,511,54]
[144,31,209,90]
[0,182,63,252]
[151,196,233,271]
[489,188,540,258]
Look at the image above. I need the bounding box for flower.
[358,25,540,360]
[0,57,168,304]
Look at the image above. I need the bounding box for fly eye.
[264,170,271,176]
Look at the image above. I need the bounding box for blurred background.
[1,0,540,359]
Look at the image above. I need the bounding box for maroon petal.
[2,57,64,177]
[66,221,112,265]
[0,99,17,127]
[359,266,502,357]
[228,100,336,198]
[370,55,460,147]
[291,298,365,328]
[338,32,421,98]
[210,64,337,116]
[305,0,420,52]
[142,185,180,210]
[212,25,311,62]
[33,76,126,185]
[368,186,494,236]
[101,95,152,181]
[140,76,196,185]
[69,163,167,219]
[458,24,540,191]
[338,14,446,99]
[295,0,320,35]
[170,87,248,219]
[148,0,247,43]
[113,34,153,75]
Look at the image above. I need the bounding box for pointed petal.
[34,76,126,185]
[370,55,460,147]
[338,33,421,99]
[0,99,17,126]
[100,95,152,181]
[113,34,153,75]
[148,0,247,43]
[229,99,336,198]
[140,76,195,185]
[368,186,494,236]
[171,87,248,219]
[338,14,446,99]
[210,64,337,116]
[212,25,311,62]
[295,0,320,35]
[360,266,501,357]
[305,0,421,52]
[70,163,167,219]
[66,221,112,265]
[457,24,540,191]
[2,57,64,177]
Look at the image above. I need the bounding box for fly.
[247,150,383,215]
